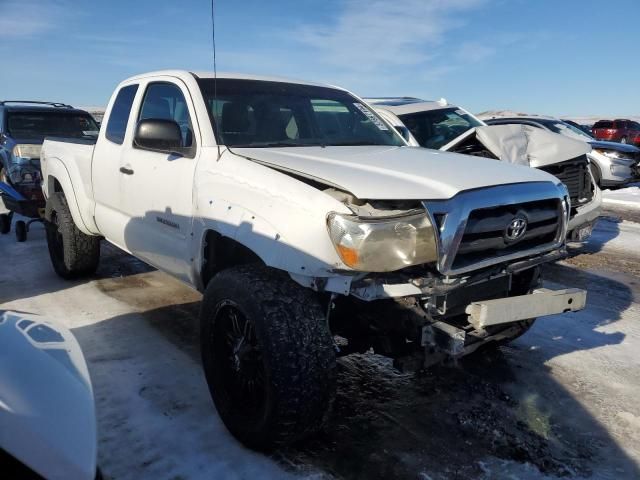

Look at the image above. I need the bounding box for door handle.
[119,166,134,175]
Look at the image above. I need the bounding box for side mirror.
[395,126,411,142]
[134,118,183,154]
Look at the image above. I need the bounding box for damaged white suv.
[368,98,602,242]
[40,71,586,450]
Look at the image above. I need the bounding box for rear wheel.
[45,192,100,279]
[200,265,337,450]
[15,220,26,242]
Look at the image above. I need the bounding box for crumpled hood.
[231,145,560,200]
[472,125,592,168]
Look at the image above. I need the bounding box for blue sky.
[1,0,638,116]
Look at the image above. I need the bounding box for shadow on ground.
[84,257,637,480]
[5,214,636,479]
[0,222,154,305]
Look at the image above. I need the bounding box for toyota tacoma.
[40,71,586,450]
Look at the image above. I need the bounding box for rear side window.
[106,84,138,144]
[593,120,613,129]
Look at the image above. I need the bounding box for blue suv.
[0,101,99,234]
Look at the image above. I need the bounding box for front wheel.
[45,192,100,279]
[200,265,337,450]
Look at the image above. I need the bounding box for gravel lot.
[1,206,639,479]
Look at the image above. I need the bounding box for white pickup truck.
[40,70,586,450]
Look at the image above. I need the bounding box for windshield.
[197,79,404,148]
[542,120,593,141]
[7,112,99,139]
[397,107,483,149]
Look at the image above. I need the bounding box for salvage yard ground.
[1,204,640,479]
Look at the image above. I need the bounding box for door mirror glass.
[395,125,411,142]
[134,118,184,154]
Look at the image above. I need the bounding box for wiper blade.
[329,141,386,146]
[230,142,311,148]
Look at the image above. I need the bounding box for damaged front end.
[322,182,585,371]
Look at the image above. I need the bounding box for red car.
[592,119,640,145]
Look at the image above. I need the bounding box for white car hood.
[232,145,559,200]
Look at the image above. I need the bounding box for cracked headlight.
[327,211,438,272]
[593,149,626,160]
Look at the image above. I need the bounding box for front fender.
[190,152,355,287]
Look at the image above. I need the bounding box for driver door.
[118,78,199,282]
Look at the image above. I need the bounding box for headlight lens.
[327,212,438,272]
[12,144,42,161]
[593,148,622,159]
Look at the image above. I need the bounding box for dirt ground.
[1,207,639,479]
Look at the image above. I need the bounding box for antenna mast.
[211,0,221,157]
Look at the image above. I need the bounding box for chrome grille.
[424,182,568,276]
[453,199,560,271]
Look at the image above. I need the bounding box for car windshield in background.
[541,120,593,141]
[7,112,99,139]
[593,120,613,129]
[197,79,404,148]
[396,107,482,149]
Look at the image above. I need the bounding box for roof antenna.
[211,0,221,158]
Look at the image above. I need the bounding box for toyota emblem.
[504,216,527,243]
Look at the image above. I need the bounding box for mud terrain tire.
[45,192,100,279]
[200,265,337,450]
[0,214,10,235]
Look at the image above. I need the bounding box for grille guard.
[424,182,570,276]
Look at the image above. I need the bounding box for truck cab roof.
[365,98,451,115]
[120,69,338,90]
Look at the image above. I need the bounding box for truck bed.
[41,136,98,232]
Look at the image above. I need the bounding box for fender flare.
[190,203,341,291]
[44,158,97,235]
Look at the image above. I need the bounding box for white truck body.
[41,70,570,290]
[39,70,587,448]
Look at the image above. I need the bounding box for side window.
[105,84,138,145]
[138,82,194,148]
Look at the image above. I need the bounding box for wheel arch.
[199,230,265,289]
[44,166,94,235]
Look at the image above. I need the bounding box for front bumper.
[590,152,636,186]
[465,287,587,329]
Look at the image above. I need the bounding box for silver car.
[483,115,639,189]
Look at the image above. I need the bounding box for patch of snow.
[602,184,640,209]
